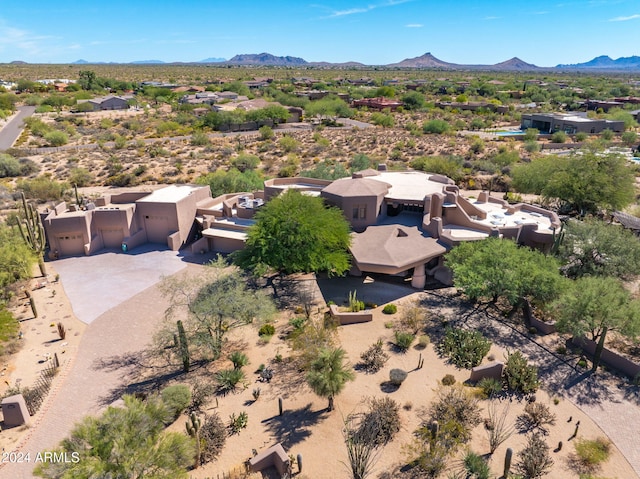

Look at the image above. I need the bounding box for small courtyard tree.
[234,190,351,279]
[161,257,276,361]
[307,347,354,411]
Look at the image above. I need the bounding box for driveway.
[52,244,190,324]
[0,105,36,151]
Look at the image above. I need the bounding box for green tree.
[552,276,640,371]
[446,238,565,310]
[234,190,351,277]
[34,395,195,479]
[401,91,426,111]
[370,112,394,128]
[306,347,354,411]
[511,151,635,215]
[0,222,35,299]
[305,95,353,119]
[195,168,264,197]
[78,70,97,90]
[557,218,640,279]
[161,259,276,360]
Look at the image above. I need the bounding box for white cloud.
[484,16,501,20]
[609,13,640,21]
[0,21,56,56]
[326,0,412,18]
[405,23,423,28]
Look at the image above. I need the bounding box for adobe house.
[44,185,211,258]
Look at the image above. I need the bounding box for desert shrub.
[290,316,337,369]
[358,397,401,446]
[68,167,93,187]
[423,119,450,134]
[428,385,481,445]
[551,131,567,143]
[394,331,415,352]
[278,135,300,152]
[575,131,588,142]
[17,176,67,201]
[359,339,389,373]
[382,304,397,315]
[259,125,274,140]
[389,368,408,386]
[622,130,637,146]
[370,112,394,128]
[504,350,539,394]
[477,377,503,397]
[44,130,69,147]
[523,128,539,141]
[228,351,249,370]
[200,413,226,464]
[463,451,490,479]
[230,153,260,172]
[516,432,554,479]
[0,154,22,177]
[190,131,210,146]
[600,129,614,141]
[574,437,611,472]
[161,384,191,420]
[105,173,135,187]
[400,303,427,334]
[524,140,541,153]
[517,402,557,434]
[441,374,456,386]
[228,411,248,434]
[417,334,430,349]
[215,368,246,395]
[410,155,464,181]
[438,327,491,369]
[258,323,275,337]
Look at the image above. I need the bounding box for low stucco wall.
[572,337,640,378]
[249,443,290,477]
[329,304,373,325]
[470,361,504,382]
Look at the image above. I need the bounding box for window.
[352,205,366,219]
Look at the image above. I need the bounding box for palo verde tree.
[34,394,195,479]
[556,218,640,279]
[551,276,640,372]
[445,238,565,312]
[511,149,635,216]
[160,256,276,362]
[306,347,355,412]
[234,189,351,280]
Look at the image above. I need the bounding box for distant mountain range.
[556,55,640,70]
[50,52,638,70]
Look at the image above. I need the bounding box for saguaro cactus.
[503,447,513,477]
[185,412,202,468]
[17,192,46,276]
[176,320,190,372]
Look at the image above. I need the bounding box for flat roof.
[443,225,490,240]
[201,228,248,241]
[137,185,204,204]
[367,171,449,202]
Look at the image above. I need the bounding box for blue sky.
[0,0,639,66]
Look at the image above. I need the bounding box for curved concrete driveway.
[0,106,36,151]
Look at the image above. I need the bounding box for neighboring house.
[44,171,560,290]
[78,95,133,111]
[179,92,219,105]
[521,113,625,134]
[351,97,404,111]
[435,101,509,114]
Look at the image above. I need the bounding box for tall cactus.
[185,412,202,469]
[17,192,46,276]
[176,320,190,372]
[503,447,513,478]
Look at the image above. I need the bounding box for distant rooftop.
[369,171,453,202]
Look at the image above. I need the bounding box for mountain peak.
[226,52,307,66]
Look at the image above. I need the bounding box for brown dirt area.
[2,262,635,479]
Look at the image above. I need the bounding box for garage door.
[101,228,124,249]
[144,215,170,244]
[57,234,85,257]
